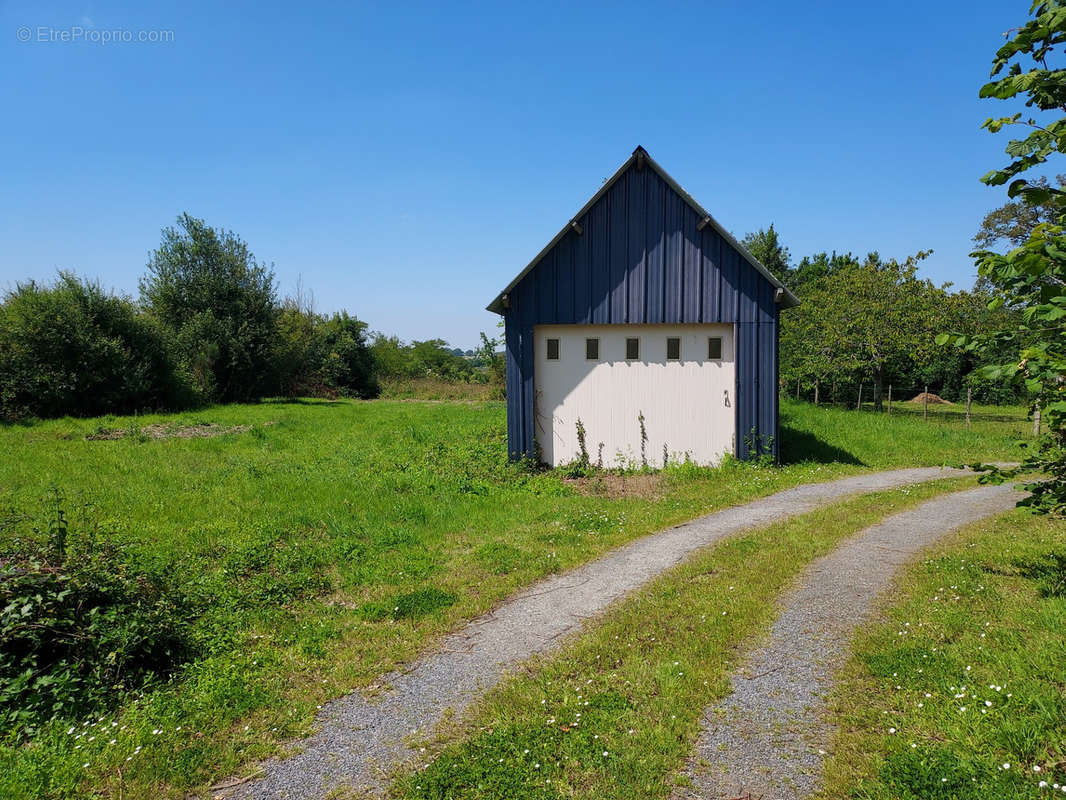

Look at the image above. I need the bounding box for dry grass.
[378,377,499,401]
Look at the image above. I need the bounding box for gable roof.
[487,146,800,315]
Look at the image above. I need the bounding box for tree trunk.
[873,367,884,412]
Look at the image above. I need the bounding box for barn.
[487,146,799,467]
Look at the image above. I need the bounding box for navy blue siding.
[503,162,780,462]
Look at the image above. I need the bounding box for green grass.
[818,510,1066,800]
[387,478,977,800]
[0,397,1028,798]
[779,400,1030,467]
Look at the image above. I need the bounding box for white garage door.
[533,324,735,468]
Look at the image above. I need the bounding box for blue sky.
[0,1,1028,348]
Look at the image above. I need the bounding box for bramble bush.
[0,495,194,737]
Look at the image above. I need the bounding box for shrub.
[276,305,379,399]
[0,496,194,737]
[0,273,192,420]
[313,312,379,398]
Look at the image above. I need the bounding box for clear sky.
[0,1,1029,349]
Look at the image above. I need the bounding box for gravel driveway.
[674,482,1023,800]
[223,467,975,799]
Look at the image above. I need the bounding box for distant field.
[0,397,1031,798]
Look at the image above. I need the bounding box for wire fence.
[787,381,1039,435]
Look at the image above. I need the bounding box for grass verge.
[818,510,1066,799]
[386,477,977,800]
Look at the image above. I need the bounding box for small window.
[546,338,559,360]
[707,336,722,360]
[585,338,599,360]
[666,337,681,361]
[625,337,640,360]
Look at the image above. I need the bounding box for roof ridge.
[486,147,800,314]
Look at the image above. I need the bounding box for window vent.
[666,337,681,361]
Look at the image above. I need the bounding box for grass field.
[0,397,1032,798]
[819,511,1066,799]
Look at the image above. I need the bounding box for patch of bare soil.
[563,472,662,499]
[86,422,270,441]
[908,392,953,405]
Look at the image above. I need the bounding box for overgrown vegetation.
[0,273,191,419]
[820,511,1066,799]
[0,493,194,737]
[0,398,1025,797]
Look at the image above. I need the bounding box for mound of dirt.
[908,392,953,405]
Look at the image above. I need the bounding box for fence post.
[887,384,892,415]
[797,379,800,400]
[814,382,819,406]
[923,385,929,421]
[1034,407,1042,437]
[857,382,863,411]
[966,388,972,429]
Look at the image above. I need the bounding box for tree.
[781,251,943,408]
[140,214,280,403]
[945,0,1066,514]
[741,224,791,282]
[791,251,861,290]
[974,175,1066,249]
